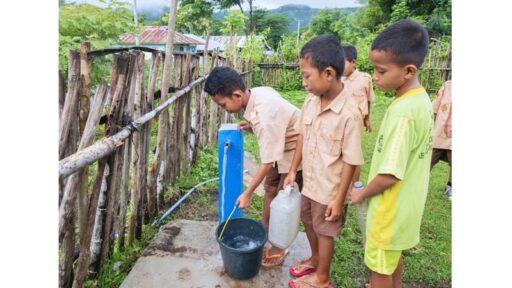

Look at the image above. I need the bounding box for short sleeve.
[376,116,413,180]
[341,115,364,166]
[432,84,445,113]
[255,121,286,164]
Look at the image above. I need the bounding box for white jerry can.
[268,183,301,249]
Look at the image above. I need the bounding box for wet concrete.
[120,220,311,288]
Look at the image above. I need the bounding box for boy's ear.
[323,67,337,80]
[231,89,244,99]
[404,64,418,79]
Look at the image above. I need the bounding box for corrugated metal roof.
[119,26,204,45]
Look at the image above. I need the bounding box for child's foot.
[289,257,317,277]
[261,246,289,268]
[288,274,334,288]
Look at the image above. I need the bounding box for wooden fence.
[58,41,251,288]
[258,38,451,94]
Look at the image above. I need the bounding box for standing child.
[204,66,303,268]
[284,35,364,288]
[342,44,376,186]
[349,20,433,288]
[431,80,452,200]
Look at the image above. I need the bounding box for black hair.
[300,34,345,79]
[343,45,358,61]
[371,19,429,68]
[204,66,245,97]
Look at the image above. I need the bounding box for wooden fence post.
[59,51,81,160]
[145,52,161,219]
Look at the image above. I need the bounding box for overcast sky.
[73,0,363,10]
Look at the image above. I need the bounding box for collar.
[311,86,349,114]
[393,87,426,104]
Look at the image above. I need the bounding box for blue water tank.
[217,124,244,223]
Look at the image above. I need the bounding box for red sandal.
[289,259,317,277]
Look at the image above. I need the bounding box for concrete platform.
[120,219,311,288]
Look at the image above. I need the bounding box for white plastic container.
[268,183,301,249]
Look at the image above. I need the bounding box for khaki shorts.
[300,195,347,237]
[263,163,303,192]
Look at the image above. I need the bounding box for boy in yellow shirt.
[349,20,433,288]
[284,35,364,288]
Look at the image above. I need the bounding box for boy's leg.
[293,195,320,270]
[391,255,404,288]
[430,148,442,170]
[370,272,393,288]
[291,198,342,286]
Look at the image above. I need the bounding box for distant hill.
[137,4,360,33]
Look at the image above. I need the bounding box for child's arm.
[283,134,303,187]
[349,174,399,204]
[236,163,273,209]
[444,105,452,138]
[364,101,372,132]
[325,162,356,221]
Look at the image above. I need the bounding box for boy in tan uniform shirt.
[431,80,452,199]
[284,35,364,288]
[204,66,303,268]
[342,44,376,186]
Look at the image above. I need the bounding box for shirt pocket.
[303,116,313,140]
[319,129,343,157]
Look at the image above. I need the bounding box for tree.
[308,9,345,36]
[258,14,288,50]
[59,0,137,84]
[161,0,214,35]
[213,0,256,34]
[221,9,246,36]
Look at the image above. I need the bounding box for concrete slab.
[120,220,311,288]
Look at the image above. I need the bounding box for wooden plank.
[71,160,107,288]
[59,85,109,243]
[59,51,81,160]
[145,52,161,219]
[59,69,65,121]
[98,54,131,266]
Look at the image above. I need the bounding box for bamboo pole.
[149,0,178,216]
[88,163,110,272]
[59,51,81,160]
[59,85,109,242]
[58,75,208,179]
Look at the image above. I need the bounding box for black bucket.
[215,217,267,280]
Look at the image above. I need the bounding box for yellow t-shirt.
[366,87,434,250]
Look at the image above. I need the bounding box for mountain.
[142,4,361,33]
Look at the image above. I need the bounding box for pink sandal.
[289,260,317,277]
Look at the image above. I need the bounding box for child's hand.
[444,122,452,138]
[236,192,252,209]
[283,172,296,188]
[364,117,372,132]
[237,121,253,133]
[325,200,343,221]
[349,188,365,205]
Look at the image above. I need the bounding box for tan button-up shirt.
[243,87,301,174]
[432,80,452,150]
[341,69,375,117]
[299,89,364,205]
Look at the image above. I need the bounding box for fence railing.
[58,41,251,288]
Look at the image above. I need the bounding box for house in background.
[207,36,274,56]
[118,26,204,54]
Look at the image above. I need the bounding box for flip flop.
[288,276,335,288]
[261,248,289,269]
[289,259,317,277]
